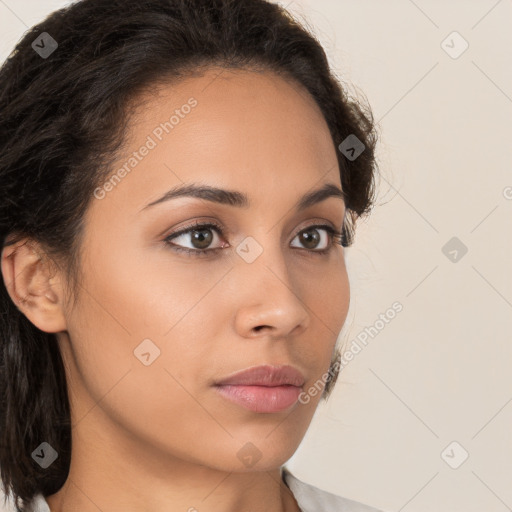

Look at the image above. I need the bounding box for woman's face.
[57,67,350,474]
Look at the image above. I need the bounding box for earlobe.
[1,238,67,333]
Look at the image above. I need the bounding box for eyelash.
[163,220,344,258]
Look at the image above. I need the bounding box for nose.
[231,241,311,340]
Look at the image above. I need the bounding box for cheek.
[76,235,225,338]
[62,258,223,454]
[315,258,350,329]
[64,245,226,401]
[300,255,350,338]
[295,257,350,388]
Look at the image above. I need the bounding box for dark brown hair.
[0,0,379,509]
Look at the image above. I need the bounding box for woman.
[0,0,382,511]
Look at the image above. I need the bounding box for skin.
[1,67,350,512]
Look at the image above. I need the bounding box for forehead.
[129,66,336,161]
[95,67,341,216]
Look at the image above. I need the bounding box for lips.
[214,364,306,387]
[213,364,306,413]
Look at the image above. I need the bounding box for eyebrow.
[140,182,346,213]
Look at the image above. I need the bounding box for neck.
[45,414,301,512]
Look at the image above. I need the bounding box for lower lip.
[214,384,302,413]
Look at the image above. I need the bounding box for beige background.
[1,1,511,511]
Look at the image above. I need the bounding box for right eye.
[163,221,228,257]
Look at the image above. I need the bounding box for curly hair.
[0,0,379,509]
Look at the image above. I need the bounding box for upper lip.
[214,364,306,387]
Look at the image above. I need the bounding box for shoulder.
[282,466,385,512]
[0,487,49,512]
[15,493,50,512]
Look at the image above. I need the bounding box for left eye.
[164,222,343,257]
[290,225,334,250]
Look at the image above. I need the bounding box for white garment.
[281,466,384,511]
[12,466,384,512]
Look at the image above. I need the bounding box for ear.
[1,238,67,333]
